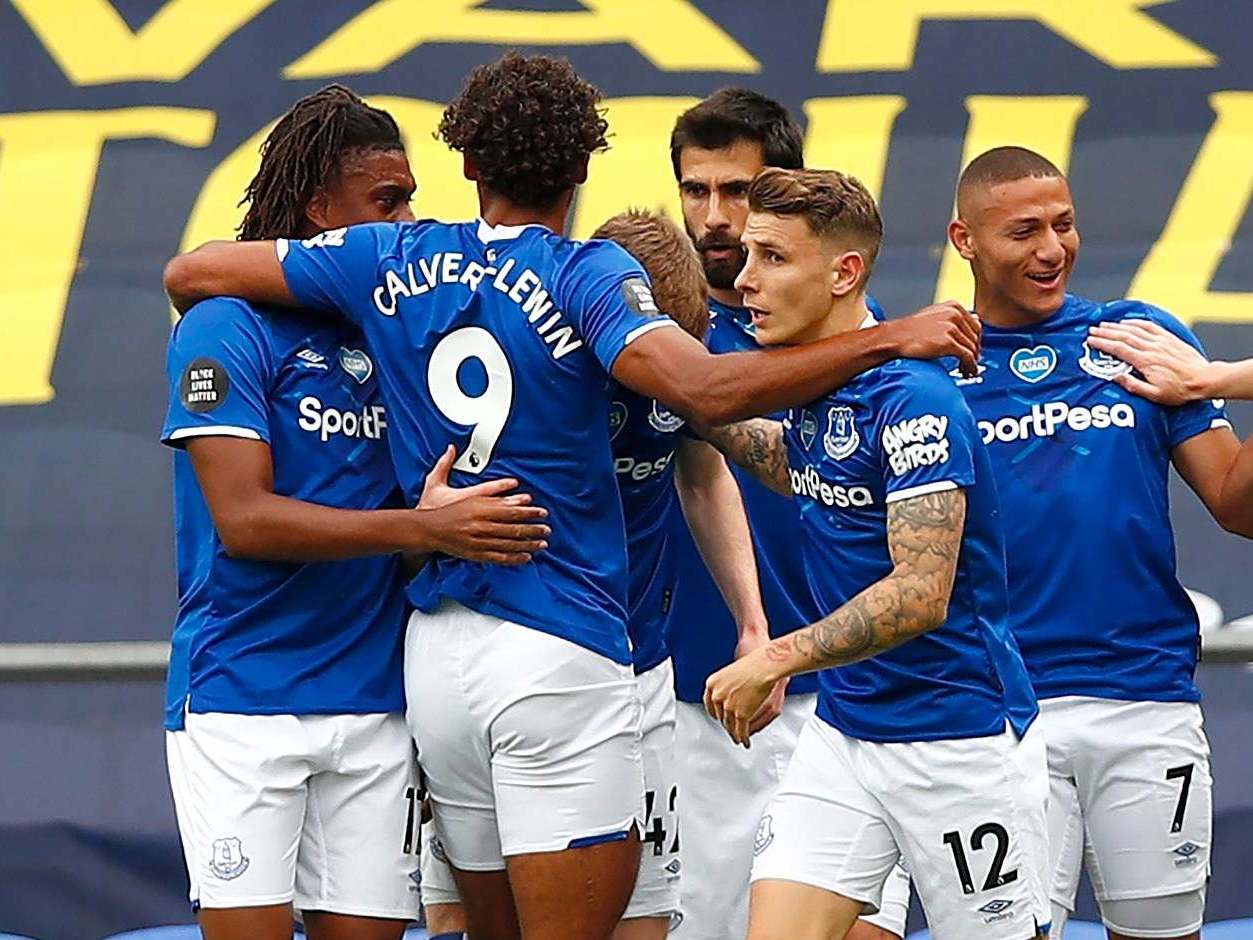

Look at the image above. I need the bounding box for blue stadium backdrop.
[1,1,1252,938]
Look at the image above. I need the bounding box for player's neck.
[477,185,574,237]
[794,295,872,344]
[974,283,1064,329]
[708,285,743,309]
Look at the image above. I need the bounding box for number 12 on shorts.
[943,823,1018,895]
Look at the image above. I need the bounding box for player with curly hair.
[160,84,550,940]
[163,52,980,940]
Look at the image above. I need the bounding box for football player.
[702,167,1049,940]
[162,54,979,940]
[947,146,1241,940]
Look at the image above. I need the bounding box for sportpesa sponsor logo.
[978,400,1135,444]
[789,464,874,508]
[615,452,674,481]
[297,396,387,442]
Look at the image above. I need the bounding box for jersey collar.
[475,218,547,243]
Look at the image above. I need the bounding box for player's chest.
[609,390,683,490]
[270,337,388,453]
[784,397,884,514]
[959,331,1165,452]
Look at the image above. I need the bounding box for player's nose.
[734,259,756,294]
[1036,230,1065,265]
[707,191,732,229]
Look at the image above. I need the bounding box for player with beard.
[161,54,977,940]
[666,89,911,940]
[945,146,1242,940]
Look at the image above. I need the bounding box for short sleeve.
[557,240,678,373]
[1121,305,1232,447]
[277,222,400,323]
[161,298,272,448]
[874,365,977,503]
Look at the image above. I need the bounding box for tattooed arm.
[694,417,791,495]
[704,488,966,745]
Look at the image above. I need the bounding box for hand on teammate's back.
[884,300,982,375]
[416,445,552,566]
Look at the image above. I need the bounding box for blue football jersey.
[160,298,407,731]
[609,384,685,674]
[666,297,884,703]
[279,220,677,664]
[784,350,1037,743]
[952,295,1231,703]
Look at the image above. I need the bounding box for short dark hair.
[957,146,1064,212]
[669,88,803,180]
[592,209,709,339]
[439,51,608,209]
[748,167,883,277]
[239,84,403,240]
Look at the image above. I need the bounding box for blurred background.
[1,1,1252,938]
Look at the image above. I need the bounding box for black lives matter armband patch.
[621,277,659,317]
[180,357,230,413]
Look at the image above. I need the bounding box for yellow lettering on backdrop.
[933,96,1088,305]
[0,108,215,406]
[803,97,908,200]
[1130,93,1253,325]
[818,0,1215,72]
[178,97,478,287]
[572,97,699,239]
[12,0,275,85]
[285,0,757,78]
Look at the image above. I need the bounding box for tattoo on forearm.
[701,418,790,493]
[781,489,966,670]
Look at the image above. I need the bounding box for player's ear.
[462,154,480,182]
[571,156,589,186]
[304,186,331,233]
[949,218,976,261]
[830,249,864,299]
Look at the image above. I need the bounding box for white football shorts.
[404,602,646,869]
[671,694,910,939]
[1042,696,1211,934]
[418,657,680,920]
[166,710,420,918]
[752,716,1049,940]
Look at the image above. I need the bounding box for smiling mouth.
[1027,269,1064,288]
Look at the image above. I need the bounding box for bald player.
[946,146,1242,940]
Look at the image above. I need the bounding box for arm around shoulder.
[165,240,298,313]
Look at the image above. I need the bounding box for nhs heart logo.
[338,348,373,385]
[1009,345,1057,384]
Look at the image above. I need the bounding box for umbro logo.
[978,899,1013,915]
[1172,842,1202,867]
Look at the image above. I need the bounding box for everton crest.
[822,405,859,461]
[1078,339,1132,381]
[209,836,250,880]
[648,400,685,433]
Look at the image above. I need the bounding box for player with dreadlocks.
[163,52,979,940]
[160,84,549,940]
